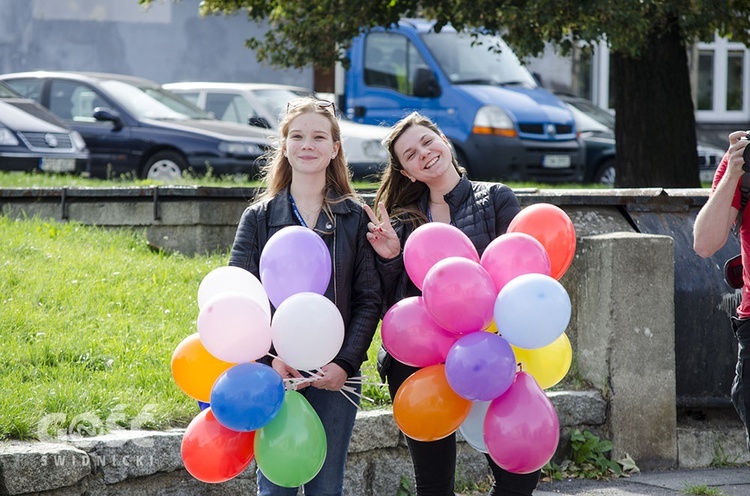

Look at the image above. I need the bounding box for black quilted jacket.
[377,174,521,311]
[228,186,382,377]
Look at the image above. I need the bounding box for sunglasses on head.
[285,98,336,115]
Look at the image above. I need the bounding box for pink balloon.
[382,296,458,367]
[260,226,331,308]
[422,257,496,334]
[197,293,272,363]
[403,223,479,290]
[484,371,560,474]
[480,232,551,293]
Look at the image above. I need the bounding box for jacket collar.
[418,174,472,211]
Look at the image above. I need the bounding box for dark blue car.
[0,71,272,181]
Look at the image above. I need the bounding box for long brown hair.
[374,112,464,227]
[257,98,356,206]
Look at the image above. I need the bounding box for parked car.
[557,93,725,185]
[0,80,89,174]
[0,71,273,181]
[162,82,389,178]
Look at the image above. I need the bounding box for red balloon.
[484,371,559,474]
[507,203,575,280]
[181,408,256,483]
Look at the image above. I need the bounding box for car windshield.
[566,104,610,133]
[253,88,311,123]
[567,99,615,129]
[0,81,20,98]
[421,31,537,87]
[100,80,213,120]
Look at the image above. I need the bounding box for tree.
[143,0,750,188]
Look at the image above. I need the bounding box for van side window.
[364,33,426,96]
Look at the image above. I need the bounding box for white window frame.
[591,34,750,123]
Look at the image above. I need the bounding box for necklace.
[289,193,322,228]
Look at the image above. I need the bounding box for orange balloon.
[511,333,572,389]
[171,333,235,402]
[393,364,471,441]
[507,203,576,280]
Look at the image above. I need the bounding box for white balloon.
[458,401,491,453]
[198,266,271,320]
[271,292,344,371]
[197,292,272,363]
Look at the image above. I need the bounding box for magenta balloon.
[484,371,560,474]
[445,333,516,401]
[259,226,331,308]
[422,257,496,334]
[403,223,479,290]
[382,296,458,367]
[480,232,551,293]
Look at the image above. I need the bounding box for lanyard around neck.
[288,193,310,227]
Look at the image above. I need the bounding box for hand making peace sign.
[363,202,401,260]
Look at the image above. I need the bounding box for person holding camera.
[694,130,750,450]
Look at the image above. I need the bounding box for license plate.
[40,157,76,172]
[542,155,571,168]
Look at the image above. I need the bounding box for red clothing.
[712,153,750,317]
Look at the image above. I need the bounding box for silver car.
[163,82,389,179]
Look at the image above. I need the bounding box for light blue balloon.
[458,401,491,453]
[494,273,571,349]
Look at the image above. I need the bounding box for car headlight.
[472,106,517,137]
[218,141,265,157]
[0,128,19,146]
[362,139,388,160]
[70,131,87,151]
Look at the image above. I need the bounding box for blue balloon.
[494,273,571,349]
[210,362,285,432]
[197,401,210,411]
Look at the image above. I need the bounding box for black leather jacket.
[228,187,382,377]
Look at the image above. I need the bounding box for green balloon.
[254,390,327,487]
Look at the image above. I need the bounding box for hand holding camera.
[744,132,750,170]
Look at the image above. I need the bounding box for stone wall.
[0,394,606,496]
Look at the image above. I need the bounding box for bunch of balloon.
[171,226,339,485]
[384,204,576,475]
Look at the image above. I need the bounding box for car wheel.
[594,159,616,186]
[143,151,186,182]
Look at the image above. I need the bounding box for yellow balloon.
[484,319,499,333]
[171,333,235,402]
[511,333,572,389]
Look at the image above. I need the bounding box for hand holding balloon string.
[269,352,383,408]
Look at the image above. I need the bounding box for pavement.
[534,466,750,495]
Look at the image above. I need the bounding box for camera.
[745,132,750,165]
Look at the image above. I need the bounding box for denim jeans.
[731,317,750,452]
[257,375,361,496]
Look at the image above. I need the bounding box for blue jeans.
[257,376,361,496]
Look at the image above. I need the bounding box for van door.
[351,32,465,142]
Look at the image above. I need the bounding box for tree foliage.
[142,0,750,187]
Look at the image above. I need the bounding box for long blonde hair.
[257,98,356,204]
[374,112,464,226]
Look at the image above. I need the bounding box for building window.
[727,49,745,112]
[697,49,714,111]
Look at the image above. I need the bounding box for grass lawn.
[0,213,388,441]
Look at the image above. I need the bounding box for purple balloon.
[260,226,332,308]
[445,332,517,401]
